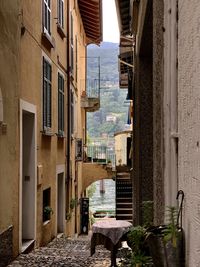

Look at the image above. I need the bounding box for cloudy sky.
[103,0,119,43]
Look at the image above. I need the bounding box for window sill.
[43,220,50,226]
[41,129,54,137]
[56,132,65,138]
[57,23,66,39]
[42,32,55,49]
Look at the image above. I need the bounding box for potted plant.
[70,198,77,210]
[43,206,53,221]
[147,206,185,267]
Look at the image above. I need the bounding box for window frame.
[43,0,51,36]
[70,90,74,136]
[58,72,65,136]
[57,0,64,29]
[70,13,74,75]
[43,188,51,223]
[43,56,52,132]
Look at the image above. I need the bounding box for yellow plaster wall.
[82,163,114,191]
[115,132,131,166]
[20,0,67,246]
[0,0,21,256]
[66,0,87,236]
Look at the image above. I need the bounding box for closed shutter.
[58,73,64,134]
[70,91,74,135]
[43,57,52,130]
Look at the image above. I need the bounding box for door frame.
[56,164,65,235]
[19,99,37,252]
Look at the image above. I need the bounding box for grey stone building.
[116,0,200,265]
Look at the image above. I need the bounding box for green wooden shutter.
[47,63,52,128]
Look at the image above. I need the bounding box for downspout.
[66,0,70,181]
[85,45,87,158]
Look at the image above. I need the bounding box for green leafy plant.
[128,226,147,252]
[127,226,152,267]
[43,206,53,222]
[162,206,178,247]
[66,212,71,221]
[43,206,53,215]
[70,198,77,210]
[87,183,96,198]
[131,252,152,267]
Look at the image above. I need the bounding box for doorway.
[57,172,65,234]
[20,104,36,252]
[21,110,36,252]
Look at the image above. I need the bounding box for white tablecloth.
[92,219,132,245]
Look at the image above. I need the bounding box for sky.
[103,0,119,43]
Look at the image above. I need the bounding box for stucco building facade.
[0,0,102,265]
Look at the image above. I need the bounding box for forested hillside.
[87,42,128,138]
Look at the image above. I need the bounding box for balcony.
[81,79,100,112]
[82,145,116,190]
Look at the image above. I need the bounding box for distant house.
[106,115,117,122]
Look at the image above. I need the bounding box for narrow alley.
[2,0,200,266]
[8,235,111,267]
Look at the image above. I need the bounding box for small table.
[90,219,132,266]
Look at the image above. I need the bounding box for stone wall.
[0,226,13,267]
[133,0,154,224]
[178,0,200,265]
[152,0,165,225]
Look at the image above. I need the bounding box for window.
[58,73,64,135]
[70,91,74,135]
[43,188,52,222]
[76,139,83,161]
[58,0,64,28]
[43,0,51,35]
[43,57,52,131]
[70,13,74,74]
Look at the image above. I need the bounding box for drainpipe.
[66,0,70,181]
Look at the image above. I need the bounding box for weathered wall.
[178,0,200,265]
[152,0,165,225]
[0,0,21,259]
[134,0,153,224]
[0,226,13,267]
[66,0,87,237]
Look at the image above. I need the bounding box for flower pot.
[147,226,185,267]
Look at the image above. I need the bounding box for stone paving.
[7,235,122,267]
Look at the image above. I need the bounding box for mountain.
[87,42,128,138]
[87,42,119,84]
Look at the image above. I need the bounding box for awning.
[78,0,103,45]
[115,0,131,35]
[118,36,133,88]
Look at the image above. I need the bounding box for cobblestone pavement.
[8,235,124,267]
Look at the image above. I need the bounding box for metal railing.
[84,145,116,167]
[81,78,100,99]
